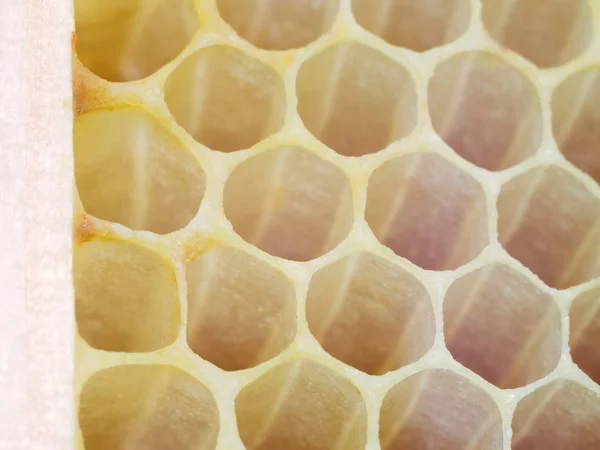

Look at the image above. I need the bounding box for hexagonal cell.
[74,240,179,352]
[380,369,503,450]
[306,251,435,375]
[497,165,600,289]
[444,263,561,389]
[569,285,600,384]
[74,0,198,82]
[296,42,417,157]
[74,109,205,234]
[216,0,339,51]
[365,152,489,270]
[512,380,600,450]
[552,67,600,184]
[224,147,354,261]
[164,45,286,153]
[351,0,471,52]
[428,51,542,171]
[481,0,593,68]
[186,247,296,371]
[235,358,367,450]
[79,365,219,450]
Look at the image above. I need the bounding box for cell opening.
[186,247,296,371]
[512,380,600,450]
[569,285,600,384]
[216,0,340,50]
[497,165,600,289]
[79,365,219,450]
[74,109,205,234]
[223,147,354,261]
[351,0,471,52]
[165,45,286,153]
[365,152,489,270]
[306,251,435,375]
[296,42,417,157]
[74,0,198,82]
[482,0,593,68]
[552,67,600,185]
[428,51,542,171]
[235,358,367,450]
[380,369,503,450]
[444,263,561,389]
[74,240,180,352]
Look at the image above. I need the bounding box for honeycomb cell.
[74,109,205,234]
[569,285,600,384]
[306,251,435,375]
[512,380,600,450]
[216,0,339,51]
[444,263,561,389]
[74,0,198,82]
[74,240,179,352]
[235,358,367,450]
[296,42,417,157]
[164,45,286,153]
[497,165,600,289]
[224,147,353,261]
[351,0,471,52]
[481,0,593,68]
[428,51,542,171]
[365,152,488,270]
[380,369,503,450]
[186,247,296,371]
[552,67,600,184]
[79,365,219,450]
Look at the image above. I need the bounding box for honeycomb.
[72,0,600,449]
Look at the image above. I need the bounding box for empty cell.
[296,42,417,157]
[74,0,198,82]
[552,67,600,185]
[79,365,219,450]
[165,45,286,153]
[512,380,600,450]
[365,152,489,270]
[482,0,593,68]
[380,369,503,450]
[497,165,600,289]
[306,251,435,375]
[428,51,542,171]
[217,0,339,51]
[235,358,367,450]
[74,240,180,352]
[569,285,600,384]
[224,147,353,261]
[74,109,205,234]
[186,247,296,371]
[444,263,561,389]
[352,0,470,52]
